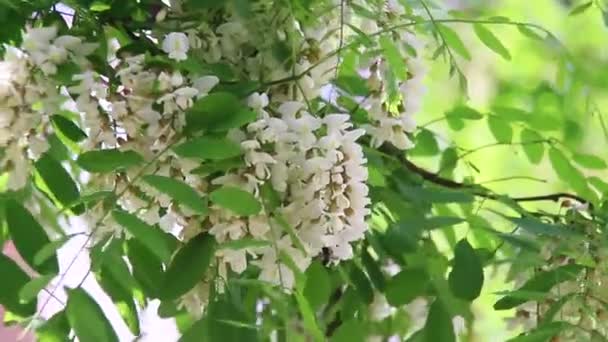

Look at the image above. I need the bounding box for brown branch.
[383,145,591,207]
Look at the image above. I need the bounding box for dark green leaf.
[409,129,440,157]
[142,175,207,214]
[126,239,164,299]
[350,265,374,304]
[385,269,429,306]
[191,157,244,175]
[35,153,83,214]
[423,299,455,342]
[77,149,144,173]
[448,239,484,301]
[66,288,119,342]
[473,24,511,60]
[210,186,262,216]
[112,210,175,263]
[160,233,216,300]
[173,136,242,160]
[0,253,35,316]
[51,115,87,142]
[185,92,254,132]
[334,75,369,96]
[362,249,386,291]
[331,319,366,342]
[36,310,70,342]
[5,200,58,274]
[96,263,140,335]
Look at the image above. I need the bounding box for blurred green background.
[413,0,608,340]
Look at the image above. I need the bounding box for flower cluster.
[0,27,97,190]
[0,0,429,318]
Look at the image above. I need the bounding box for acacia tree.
[0,0,606,341]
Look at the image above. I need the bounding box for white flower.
[162,32,190,61]
[193,75,219,96]
[28,136,50,158]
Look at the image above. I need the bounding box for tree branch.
[383,145,591,207]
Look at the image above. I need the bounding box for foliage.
[0,0,607,341]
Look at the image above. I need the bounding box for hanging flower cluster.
[0,27,97,191]
[0,0,428,318]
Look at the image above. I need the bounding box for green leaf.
[77,149,144,173]
[446,105,484,120]
[507,216,580,237]
[350,265,374,304]
[398,184,474,204]
[418,216,465,230]
[473,24,511,60]
[191,157,244,175]
[487,116,513,143]
[334,75,369,96]
[385,269,429,306]
[303,261,331,310]
[173,136,242,160]
[66,288,119,342]
[96,263,140,335]
[448,239,484,301]
[35,153,83,214]
[331,319,366,342]
[362,249,386,291]
[379,36,408,81]
[142,175,207,214]
[423,299,455,342]
[51,115,87,142]
[112,210,175,263]
[160,233,216,300]
[294,290,324,341]
[185,92,255,132]
[126,239,164,299]
[90,1,111,11]
[517,25,544,40]
[0,254,35,317]
[572,153,607,169]
[569,1,593,16]
[34,237,70,267]
[19,274,54,304]
[5,200,58,274]
[437,24,471,60]
[409,129,440,157]
[548,147,588,191]
[520,129,544,164]
[507,322,571,342]
[36,310,70,342]
[494,264,584,310]
[219,238,271,250]
[210,186,262,216]
[589,176,608,195]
